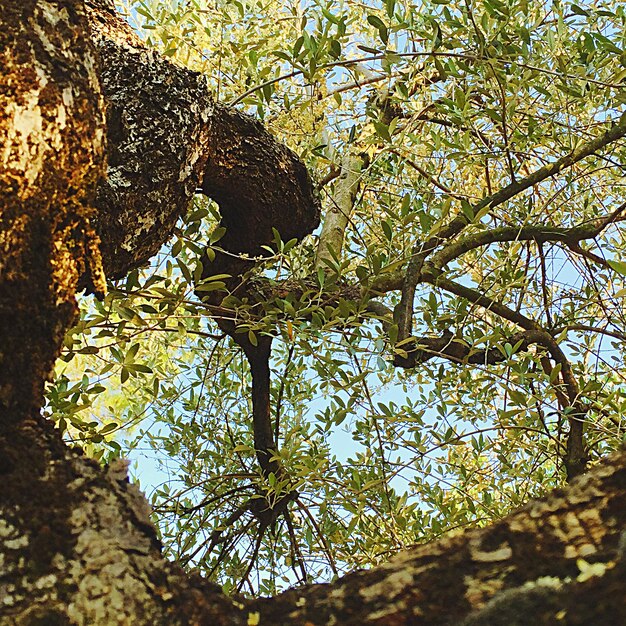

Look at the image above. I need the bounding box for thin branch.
[327,71,389,97]
[424,270,542,331]
[236,528,265,593]
[285,511,308,585]
[274,343,295,445]
[566,241,614,270]
[423,271,587,479]
[229,51,624,106]
[316,166,341,190]
[390,149,466,200]
[430,202,626,269]
[537,241,553,327]
[175,484,252,517]
[429,116,626,256]
[229,52,479,106]
[369,144,626,296]
[350,352,400,545]
[552,324,626,342]
[295,497,339,577]
[181,502,251,566]
[206,517,255,580]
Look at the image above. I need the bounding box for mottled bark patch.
[86,0,320,282]
[89,37,214,279]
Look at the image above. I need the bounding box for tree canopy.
[32,0,626,601]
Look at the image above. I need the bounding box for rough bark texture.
[0,414,247,625]
[85,0,320,281]
[1,415,625,623]
[0,0,106,421]
[85,0,215,280]
[200,104,321,279]
[315,154,363,272]
[1,0,625,624]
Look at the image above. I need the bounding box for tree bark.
[1,1,625,624]
[85,0,320,281]
[2,414,625,624]
[0,0,106,422]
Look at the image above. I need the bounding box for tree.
[1,0,625,623]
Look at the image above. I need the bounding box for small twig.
[390,148,466,200]
[274,343,295,445]
[537,241,553,327]
[295,497,339,577]
[285,510,308,585]
[316,166,341,190]
[236,528,265,593]
[552,324,626,342]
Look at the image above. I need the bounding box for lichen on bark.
[85,0,320,282]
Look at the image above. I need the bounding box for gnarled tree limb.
[250,448,626,625]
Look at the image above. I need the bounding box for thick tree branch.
[3,0,626,622]
[393,330,531,366]
[85,0,213,280]
[393,255,424,367]
[199,106,321,279]
[85,0,320,282]
[250,449,626,624]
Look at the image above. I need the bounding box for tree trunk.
[1,1,624,624]
[0,0,106,423]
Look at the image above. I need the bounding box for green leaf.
[570,3,589,16]
[367,15,388,44]
[99,423,119,435]
[202,273,232,282]
[357,44,382,54]
[381,219,393,240]
[195,281,227,292]
[77,346,99,355]
[187,208,209,222]
[608,260,626,276]
[373,120,391,142]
